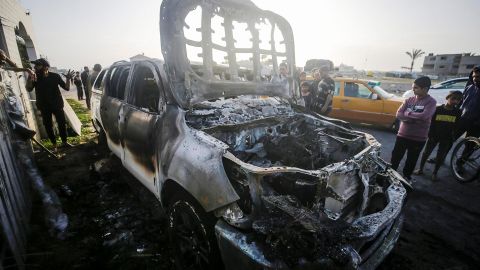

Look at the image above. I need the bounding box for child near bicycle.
[414,90,463,181]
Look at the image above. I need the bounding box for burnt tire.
[167,193,223,270]
[97,128,109,154]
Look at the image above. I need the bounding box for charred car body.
[91,0,409,269]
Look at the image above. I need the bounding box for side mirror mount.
[371,93,379,100]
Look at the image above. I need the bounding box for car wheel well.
[161,179,195,208]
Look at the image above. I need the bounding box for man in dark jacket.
[454,66,480,171]
[26,58,73,148]
[73,71,83,100]
[309,66,334,115]
[81,66,90,109]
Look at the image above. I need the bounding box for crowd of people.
[392,66,480,182]
[293,64,480,182]
[298,66,335,116]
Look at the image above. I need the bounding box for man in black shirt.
[26,58,73,148]
[74,71,83,100]
[414,90,462,181]
[81,66,90,109]
[309,66,334,115]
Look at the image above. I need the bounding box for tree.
[405,49,425,73]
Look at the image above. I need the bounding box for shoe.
[413,169,424,175]
[431,173,438,181]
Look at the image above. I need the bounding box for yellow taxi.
[306,78,405,129]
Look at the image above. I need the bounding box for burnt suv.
[91,0,409,269]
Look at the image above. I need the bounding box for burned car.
[91,0,409,269]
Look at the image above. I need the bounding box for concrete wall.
[0,67,33,270]
[0,0,41,139]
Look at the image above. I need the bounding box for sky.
[20,0,479,72]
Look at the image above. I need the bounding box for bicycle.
[450,136,480,183]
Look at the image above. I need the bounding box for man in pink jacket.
[391,76,436,181]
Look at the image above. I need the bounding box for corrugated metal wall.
[0,69,32,270]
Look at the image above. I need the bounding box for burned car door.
[100,65,131,158]
[120,62,164,193]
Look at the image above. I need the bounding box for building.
[0,0,40,137]
[422,53,480,77]
[0,1,40,269]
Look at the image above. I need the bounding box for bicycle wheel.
[450,137,480,183]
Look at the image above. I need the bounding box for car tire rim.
[169,201,211,270]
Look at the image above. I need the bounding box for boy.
[391,76,437,181]
[300,81,314,110]
[414,90,462,181]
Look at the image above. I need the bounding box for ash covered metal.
[186,96,293,129]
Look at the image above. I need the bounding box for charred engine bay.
[187,96,365,170]
[188,97,396,267]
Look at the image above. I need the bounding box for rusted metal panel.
[0,68,33,270]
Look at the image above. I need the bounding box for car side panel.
[100,95,124,158]
[121,104,159,194]
[156,105,240,212]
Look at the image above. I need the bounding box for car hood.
[160,0,297,108]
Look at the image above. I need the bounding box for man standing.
[455,66,480,139]
[86,64,102,110]
[454,66,480,171]
[309,66,334,116]
[73,71,83,100]
[81,66,90,109]
[391,76,436,181]
[26,58,74,148]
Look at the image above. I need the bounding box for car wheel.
[97,128,109,154]
[167,193,223,270]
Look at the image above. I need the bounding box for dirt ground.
[27,142,173,269]
[26,116,480,269]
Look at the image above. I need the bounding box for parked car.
[305,78,404,130]
[92,0,408,269]
[402,77,469,103]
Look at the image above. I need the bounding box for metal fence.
[0,69,32,270]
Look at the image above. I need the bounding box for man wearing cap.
[26,58,74,148]
[391,76,436,181]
